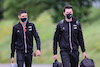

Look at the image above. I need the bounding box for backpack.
[80,58,95,67]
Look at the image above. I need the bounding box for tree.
[3,0,95,23]
[0,0,4,19]
[50,0,95,22]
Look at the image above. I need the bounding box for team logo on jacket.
[17,30,20,32]
[28,26,32,31]
[28,26,32,28]
[63,27,65,30]
[73,25,77,29]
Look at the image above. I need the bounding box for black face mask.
[21,18,27,22]
[66,13,72,19]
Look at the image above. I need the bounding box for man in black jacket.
[11,9,41,67]
[53,5,87,67]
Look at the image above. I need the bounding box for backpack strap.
[59,19,64,25]
[60,19,79,27]
[58,19,65,29]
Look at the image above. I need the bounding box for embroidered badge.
[17,30,19,32]
[28,26,32,31]
[28,26,32,28]
[63,27,65,30]
[73,25,77,29]
[29,29,32,31]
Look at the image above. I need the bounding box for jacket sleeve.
[77,22,86,52]
[11,26,17,58]
[32,24,41,50]
[53,24,60,55]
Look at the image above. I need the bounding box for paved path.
[0,64,52,67]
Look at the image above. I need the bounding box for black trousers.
[16,52,32,67]
[60,51,79,67]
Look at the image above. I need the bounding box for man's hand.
[11,57,14,63]
[83,52,87,58]
[53,54,57,60]
[36,50,41,56]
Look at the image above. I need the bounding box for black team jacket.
[11,21,40,58]
[53,17,85,55]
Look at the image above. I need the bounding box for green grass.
[0,7,100,67]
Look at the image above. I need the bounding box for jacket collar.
[18,21,29,29]
[72,16,77,22]
[19,21,29,27]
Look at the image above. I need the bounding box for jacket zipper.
[69,22,73,52]
[23,26,27,53]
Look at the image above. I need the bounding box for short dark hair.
[18,9,27,15]
[63,5,73,12]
